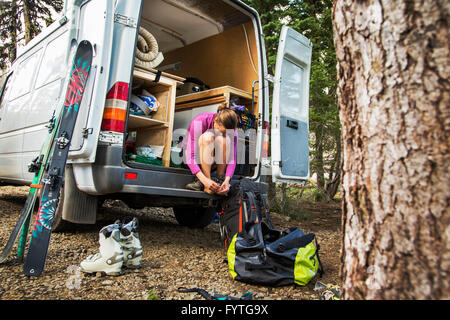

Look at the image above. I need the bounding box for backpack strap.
[238,199,244,233]
[260,194,274,229]
[314,236,324,277]
[178,287,212,300]
[245,191,260,223]
[245,261,276,272]
[178,287,253,300]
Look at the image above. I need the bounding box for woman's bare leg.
[214,134,230,178]
[199,131,215,192]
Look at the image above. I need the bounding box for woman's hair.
[215,104,238,129]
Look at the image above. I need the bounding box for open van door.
[68,0,114,162]
[271,25,312,183]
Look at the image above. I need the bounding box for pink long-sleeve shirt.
[182,112,237,179]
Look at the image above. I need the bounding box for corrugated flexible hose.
[135,27,164,70]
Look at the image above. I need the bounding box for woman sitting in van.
[183,104,238,195]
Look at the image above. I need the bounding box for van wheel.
[173,206,216,229]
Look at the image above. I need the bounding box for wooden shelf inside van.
[175,86,257,113]
[128,114,169,130]
[129,68,184,167]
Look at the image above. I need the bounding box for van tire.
[173,206,216,229]
[52,166,97,232]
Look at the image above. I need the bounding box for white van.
[0,0,312,230]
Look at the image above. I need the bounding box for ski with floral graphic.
[0,41,86,265]
[22,40,93,277]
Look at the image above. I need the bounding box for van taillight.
[125,172,137,180]
[101,82,129,133]
[262,121,269,158]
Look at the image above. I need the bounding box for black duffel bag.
[227,221,323,287]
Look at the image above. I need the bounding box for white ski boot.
[80,223,124,276]
[117,217,143,269]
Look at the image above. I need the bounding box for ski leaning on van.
[0,41,92,266]
[0,41,93,277]
[0,106,60,264]
[22,40,93,277]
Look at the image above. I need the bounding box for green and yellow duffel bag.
[227,221,323,286]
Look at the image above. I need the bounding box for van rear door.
[271,26,312,183]
[68,0,114,163]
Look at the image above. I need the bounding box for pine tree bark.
[333,0,449,299]
[22,0,32,44]
[326,131,341,199]
[8,0,18,63]
[315,128,326,189]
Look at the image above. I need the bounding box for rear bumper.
[75,145,267,200]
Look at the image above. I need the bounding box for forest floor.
[0,185,342,300]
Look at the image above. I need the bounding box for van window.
[8,50,42,100]
[279,58,307,122]
[35,32,68,89]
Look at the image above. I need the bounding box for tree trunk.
[267,179,277,209]
[22,0,32,44]
[280,182,287,214]
[8,0,18,63]
[326,131,342,199]
[314,127,326,189]
[333,0,449,299]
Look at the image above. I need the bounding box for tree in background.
[0,0,63,69]
[243,0,291,74]
[0,0,19,69]
[334,0,449,299]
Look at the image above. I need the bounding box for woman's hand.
[216,177,231,195]
[202,178,220,194]
[196,173,220,194]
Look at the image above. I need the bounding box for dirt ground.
[0,185,342,300]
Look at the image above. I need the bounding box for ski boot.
[117,217,143,269]
[80,223,124,276]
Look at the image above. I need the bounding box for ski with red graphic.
[23,40,93,277]
[0,41,78,265]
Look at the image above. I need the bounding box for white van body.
[0,0,312,229]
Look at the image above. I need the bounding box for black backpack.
[218,178,272,250]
